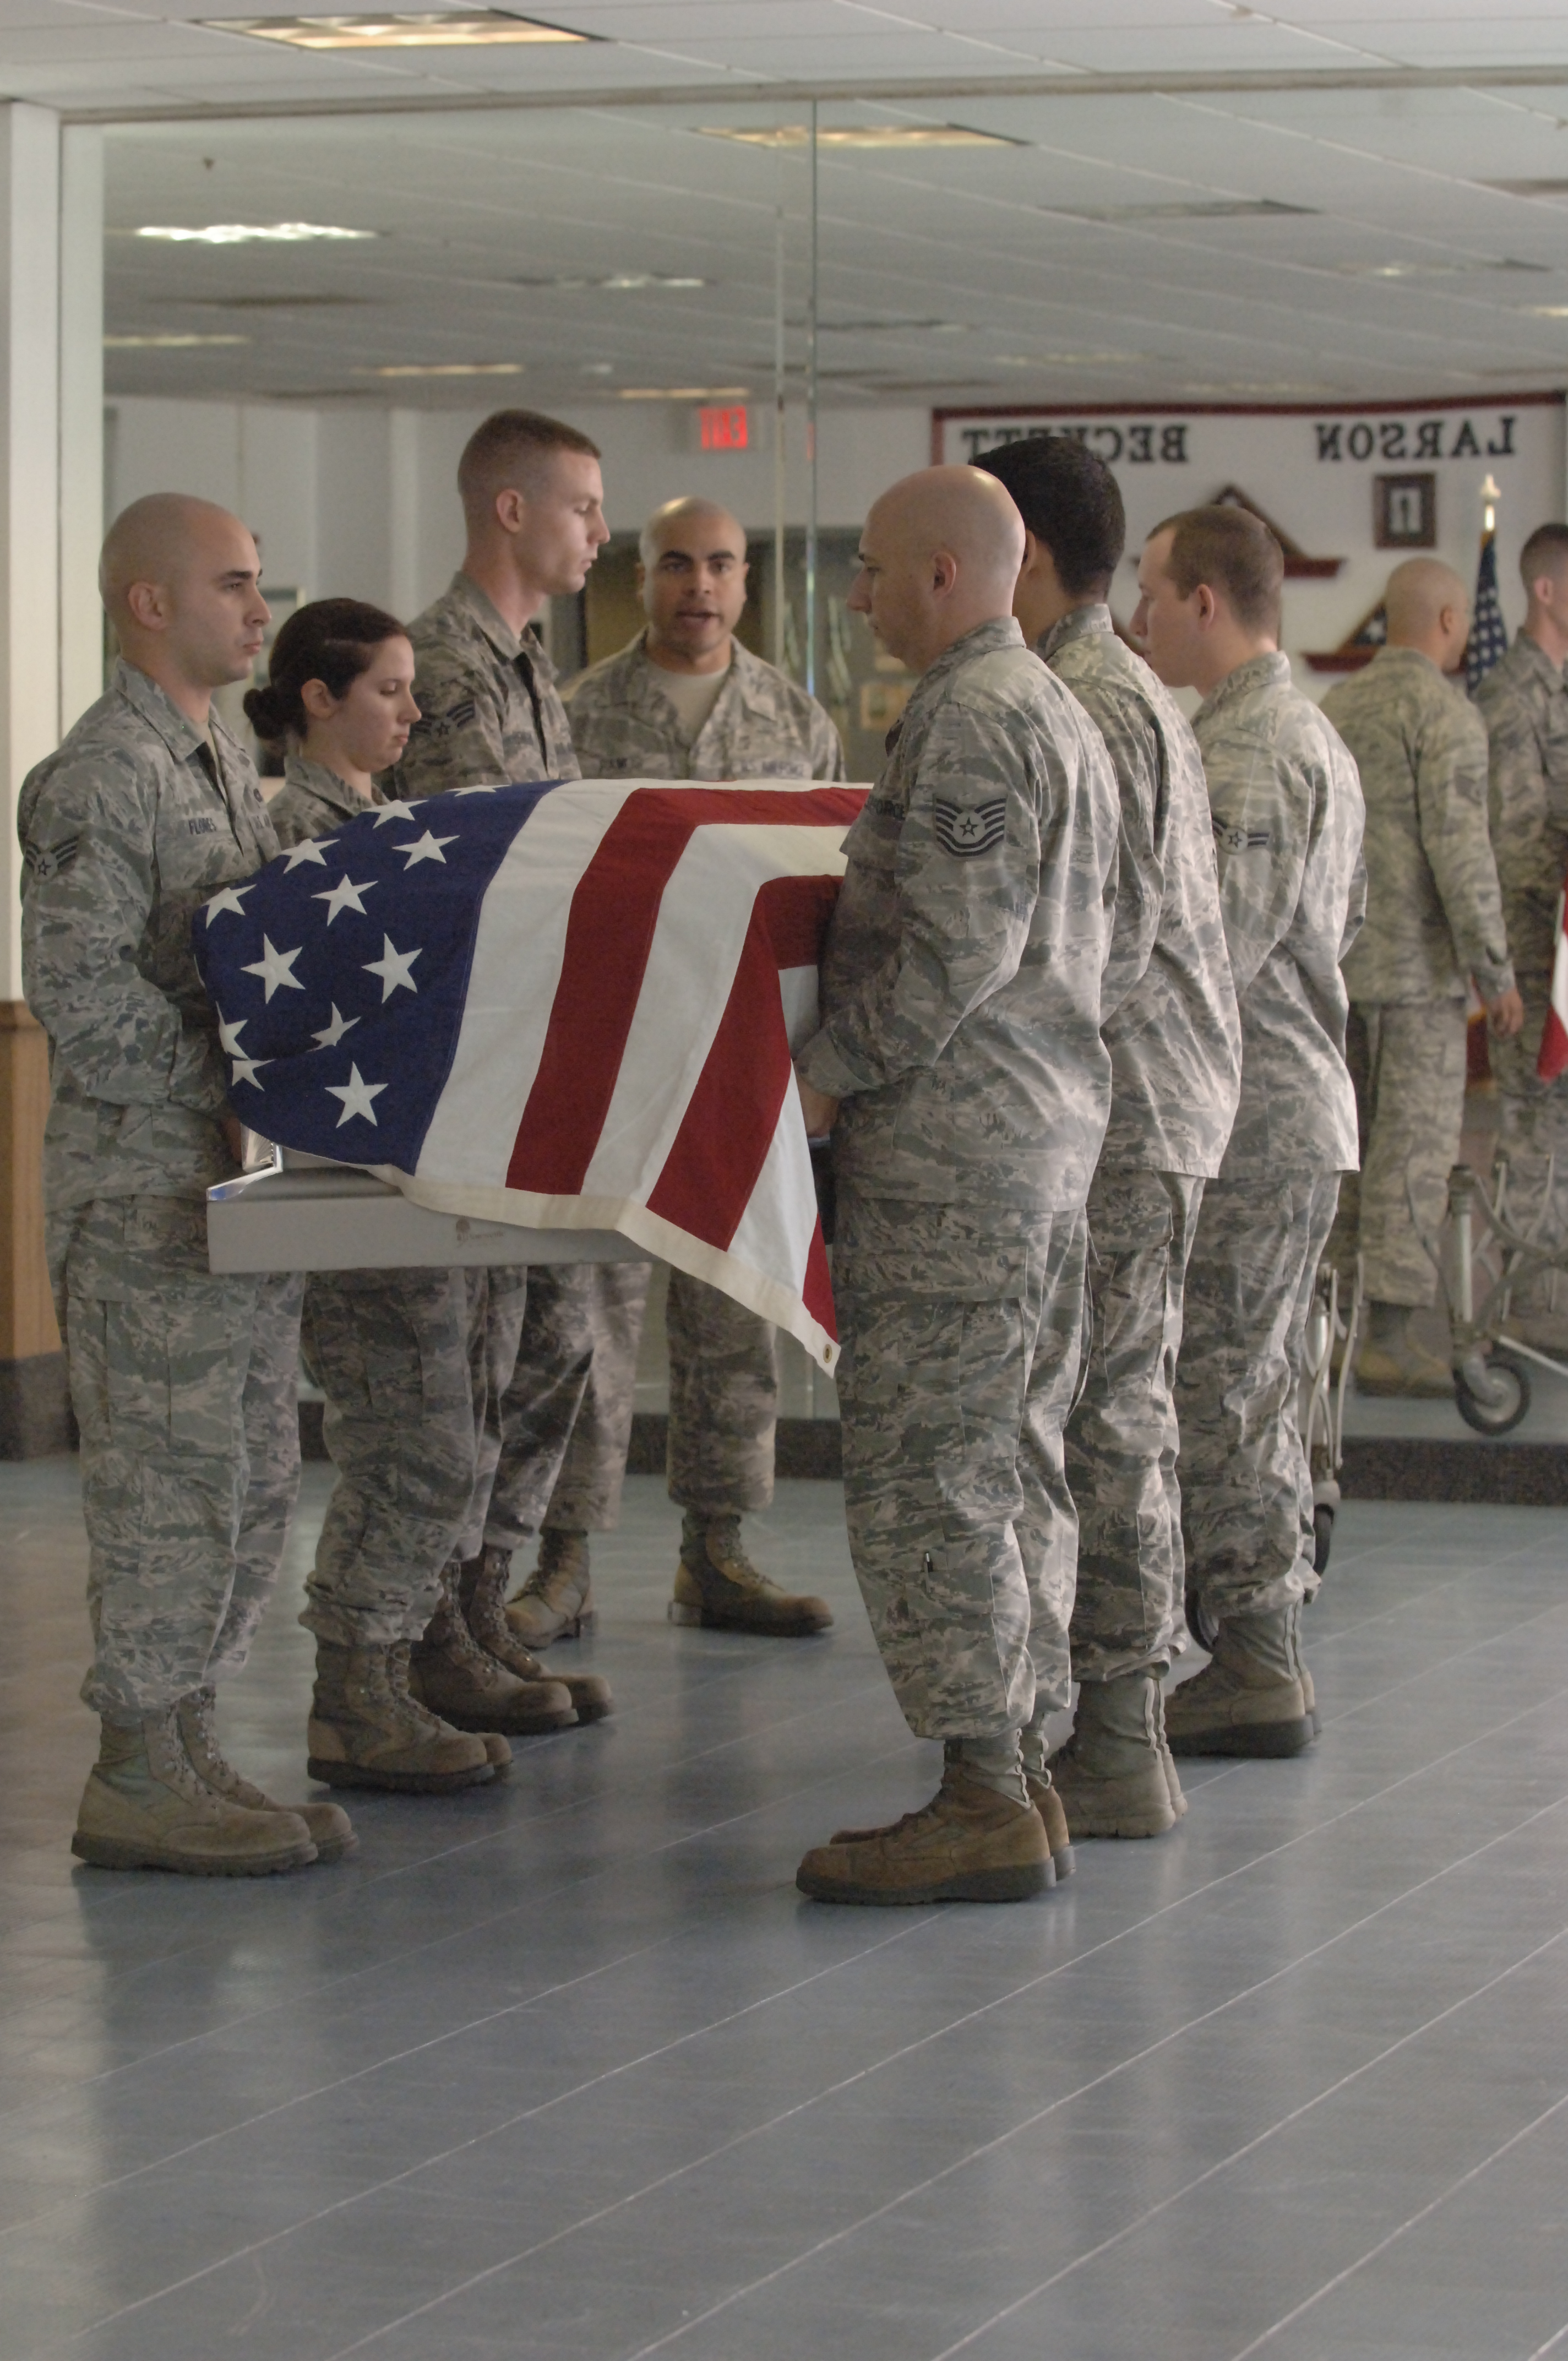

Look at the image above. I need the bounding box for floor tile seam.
[13,1687,1568,2132]
[1527,2322,1568,2359]
[0,1726,932,2114]
[1223,2081,1568,2361]
[0,1679,907,1993]
[620,1917,1568,2361]
[62,1913,943,2341]
[67,1793,1568,2342]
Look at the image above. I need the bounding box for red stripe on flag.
[647,874,836,1246]
[1538,1005,1568,1083]
[507,786,859,1193]
[801,1216,837,1346]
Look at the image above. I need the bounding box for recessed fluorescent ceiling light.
[203,10,589,46]
[699,124,1020,150]
[1336,258,1548,276]
[1047,198,1313,221]
[813,317,965,333]
[105,332,251,347]
[1523,304,1568,317]
[179,293,367,309]
[359,361,522,376]
[618,385,749,401]
[137,222,374,245]
[1484,180,1568,197]
[995,351,1148,365]
[514,272,705,290]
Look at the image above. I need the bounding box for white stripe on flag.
[579,820,848,1200]
[726,1083,816,1296]
[415,784,636,1187]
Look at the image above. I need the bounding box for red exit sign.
[700,404,749,451]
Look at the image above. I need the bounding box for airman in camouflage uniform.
[1474,562,1568,1349]
[1042,608,1241,1827]
[1138,507,1364,1760]
[547,510,846,1640]
[388,412,629,1710]
[1322,573,1517,1394]
[794,464,1119,1909]
[268,757,476,1656]
[21,495,329,1877]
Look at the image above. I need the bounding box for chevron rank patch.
[933,797,1007,858]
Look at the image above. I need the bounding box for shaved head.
[99,493,246,625]
[1384,557,1468,642]
[639,496,746,569]
[98,492,270,720]
[850,465,1025,672]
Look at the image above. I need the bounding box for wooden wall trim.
[0,998,59,1361]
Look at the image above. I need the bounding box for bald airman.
[1322,557,1520,1396]
[20,493,347,1876]
[793,465,1121,1906]
[521,494,846,1644]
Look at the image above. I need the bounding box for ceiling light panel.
[696,126,1023,152]
[360,360,523,374]
[1044,198,1316,221]
[104,333,251,347]
[135,222,376,244]
[201,10,590,46]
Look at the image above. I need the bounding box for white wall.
[106,395,932,623]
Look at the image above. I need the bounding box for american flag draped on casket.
[1538,885,1568,1085]
[193,780,867,1372]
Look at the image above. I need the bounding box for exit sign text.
[700,405,749,451]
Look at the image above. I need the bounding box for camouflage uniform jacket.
[797,616,1120,1214]
[563,629,846,782]
[1321,645,1512,1005]
[1042,605,1240,1177]
[388,570,579,799]
[1474,628,1568,979]
[1193,651,1365,1177]
[18,658,279,1211]
[268,753,381,850]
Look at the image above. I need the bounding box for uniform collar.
[449,570,526,664]
[112,657,219,764]
[913,615,1025,701]
[284,752,380,819]
[1195,648,1291,727]
[1510,627,1568,688]
[1040,603,1112,660]
[626,628,772,723]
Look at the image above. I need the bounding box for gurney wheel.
[1313,1503,1334,1575]
[1454,1347,1531,1438]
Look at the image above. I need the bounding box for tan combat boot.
[409,1560,577,1736]
[1047,1672,1180,1839]
[800,1751,1050,1905]
[505,1528,595,1648]
[1022,1771,1076,1878]
[73,1705,317,1875]
[670,1512,832,1637]
[1354,1302,1452,1398]
[307,1640,498,1793]
[1154,1680,1190,1813]
[1164,1607,1315,1758]
[177,1687,357,1863]
[459,1548,613,1722]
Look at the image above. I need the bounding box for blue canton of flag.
[193,782,558,1173]
[1467,532,1510,694]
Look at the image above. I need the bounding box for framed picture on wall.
[1374,472,1437,548]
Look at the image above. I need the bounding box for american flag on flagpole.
[1537,889,1568,1082]
[193,779,866,1371]
[1467,474,1510,694]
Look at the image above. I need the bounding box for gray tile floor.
[4,1464,1568,2360]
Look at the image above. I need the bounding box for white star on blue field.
[194,782,560,1169]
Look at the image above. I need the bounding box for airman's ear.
[124,579,168,634]
[493,486,527,535]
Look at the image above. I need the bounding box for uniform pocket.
[104,1285,248,1455]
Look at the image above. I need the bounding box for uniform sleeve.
[20,757,226,1115]
[1089,693,1162,1026]
[1205,726,1313,995]
[393,645,513,801]
[797,701,1041,1099]
[1415,705,1513,999]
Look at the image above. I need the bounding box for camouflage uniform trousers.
[1174,1171,1341,1625]
[47,1194,303,1718]
[1064,1166,1204,1684]
[298,1267,475,1649]
[1489,972,1568,1326]
[1326,998,1469,1308]
[464,1260,653,1555]
[833,1188,1090,1744]
[665,1270,778,1516]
